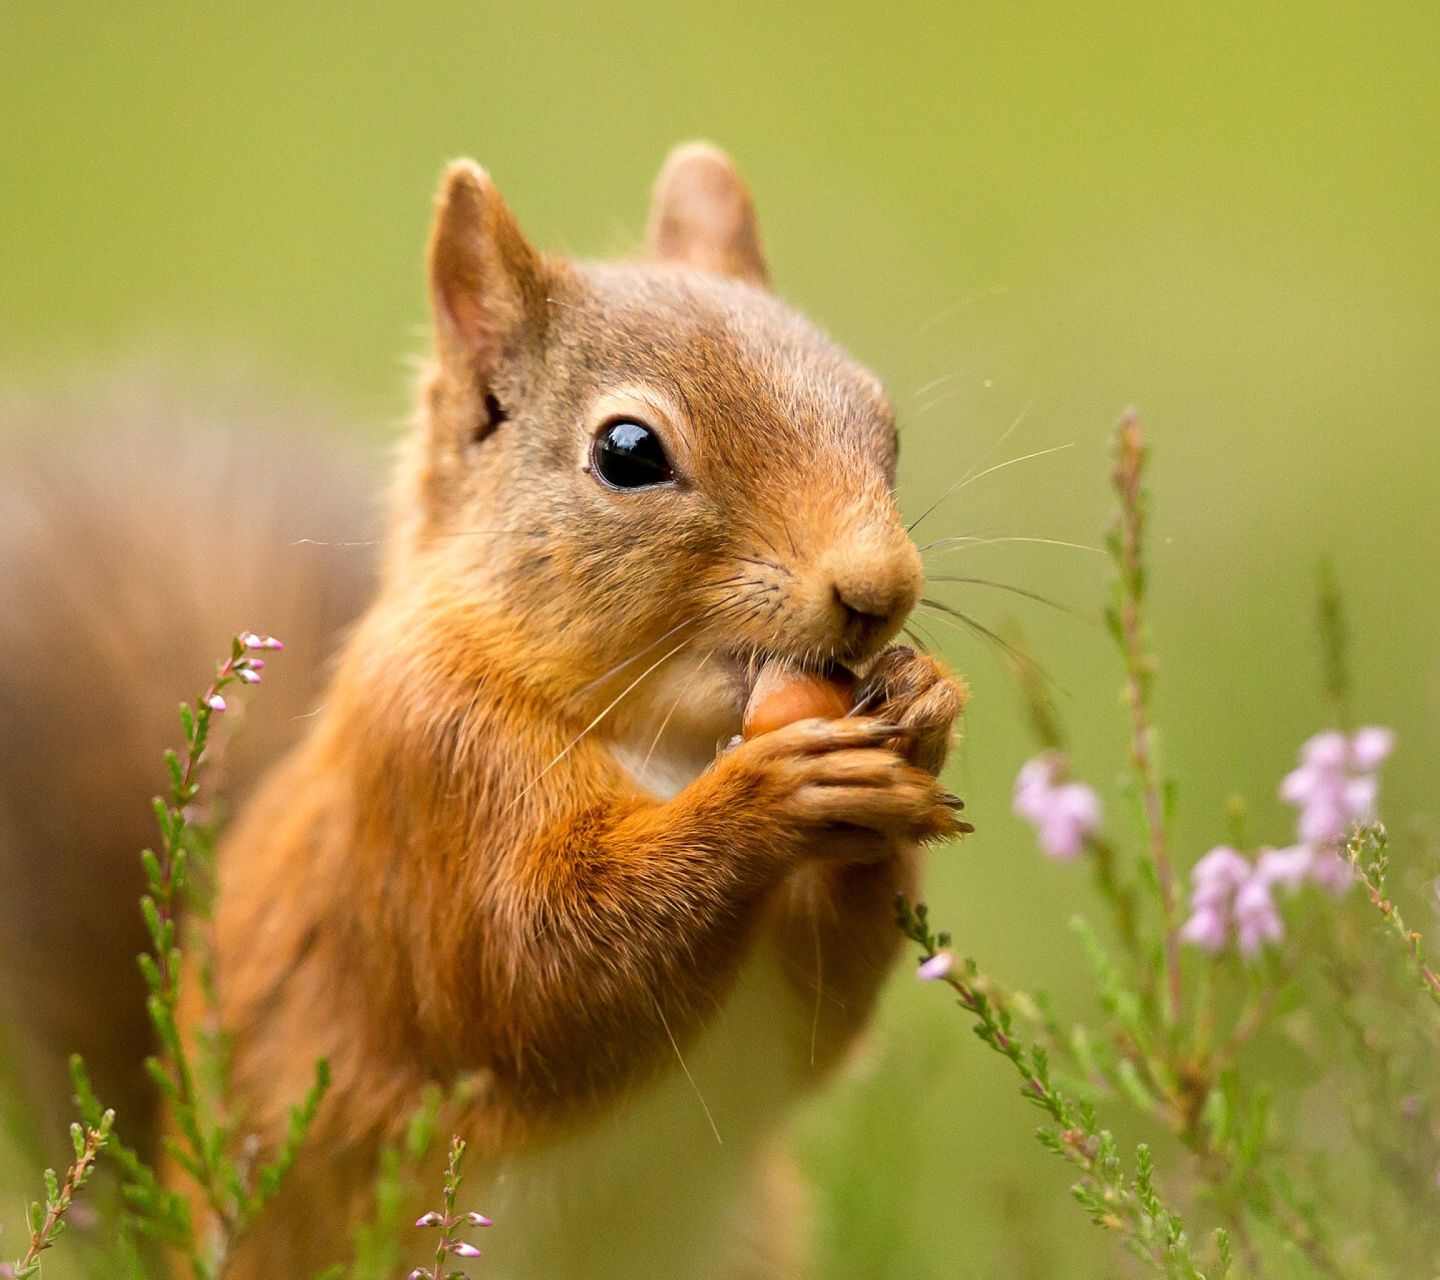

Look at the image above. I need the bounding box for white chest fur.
[459,671,814,1277]
[465,941,812,1279]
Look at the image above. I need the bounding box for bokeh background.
[2,4,1437,1275]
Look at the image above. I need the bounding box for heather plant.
[901,411,1439,1277]
[406,1138,490,1280]
[2,637,485,1279]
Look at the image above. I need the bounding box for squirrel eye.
[591,419,674,490]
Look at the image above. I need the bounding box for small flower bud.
[464,1212,493,1227]
[237,668,261,684]
[916,951,955,981]
[453,1242,483,1258]
[415,1211,442,1227]
[241,633,284,650]
[205,694,227,712]
[408,1270,428,1279]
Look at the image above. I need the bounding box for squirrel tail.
[0,370,381,1156]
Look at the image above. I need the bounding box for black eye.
[591,419,674,489]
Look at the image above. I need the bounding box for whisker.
[576,615,707,699]
[926,576,1090,622]
[505,633,697,814]
[639,650,713,777]
[878,283,1010,381]
[655,997,722,1145]
[905,402,1032,532]
[901,624,933,653]
[918,597,1056,685]
[291,529,548,548]
[910,386,970,422]
[291,538,383,547]
[912,439,1079,540]
[919,534,1103,556]
[910,371,968,401]
[809,907,823,1068]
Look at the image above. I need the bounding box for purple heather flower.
[1352,726,1395,770]
[416,1211,442,1227]
[1189,846,1251,905]
[237,667,262,684]
[241,632,284,650]
[1280,727,1393,845]
[916,951,955,982]
[1308,849,1353,894]
[1180,846,1251,954]
[205,694,227,712]
[1182,846,1289,957]
[1233,875,1283,957]
[465,1212,494,1227]
[1013,753,1101,861]
[453,1242,483,1259]
[1256,845,1313,892]
[1179,903,1230,954]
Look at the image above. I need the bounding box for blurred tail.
[0,369,384,1155]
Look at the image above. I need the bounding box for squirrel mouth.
[737,653,858,704]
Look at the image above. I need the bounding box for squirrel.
[0,143,967,1278]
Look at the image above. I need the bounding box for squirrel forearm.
[471,772,794,1111]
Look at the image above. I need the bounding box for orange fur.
[3,148,968,1276]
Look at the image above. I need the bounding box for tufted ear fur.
[428,159,547,382]
[645,142,769,287]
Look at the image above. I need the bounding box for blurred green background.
[2,3,1437,1275]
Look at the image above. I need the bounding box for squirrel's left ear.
[645,143,769,288]
[428,160,547,378]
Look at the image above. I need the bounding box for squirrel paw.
[714,716,962,860]
[854,645,967,778]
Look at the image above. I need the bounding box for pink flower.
[205,694,227,712]
[1306,849,1353,894]
[1233,875,1282,957]
[916,951,955,982]
[1280,727,1393,845]
[453,1242,483,1258]
[1256,845,1313,892]
[1180,846,1252,954]
[1352,726,1395,770]
[1012,753,1102,861]
[1182,846,1284,958]
[1188,846,1251,907]
[1179,904,1230,953]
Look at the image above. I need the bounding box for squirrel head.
[395,143,924,773]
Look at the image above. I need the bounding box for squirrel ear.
[428,160,546,376]
[645,142,769,288]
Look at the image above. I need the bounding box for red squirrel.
[2,144,967,1277]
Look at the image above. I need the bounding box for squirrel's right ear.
[428,160,547,378]
[646,143,769,288]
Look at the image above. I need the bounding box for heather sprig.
[408,1137,490,1280]
[2,1111,113,1279]
[897,898,1229,1278]
[72,634,331,1278]
[1342,824,1440,1009]
[914,409,1436,1276]
[1105,409,1183,1023]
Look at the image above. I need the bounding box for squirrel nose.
[822,536,924,658]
